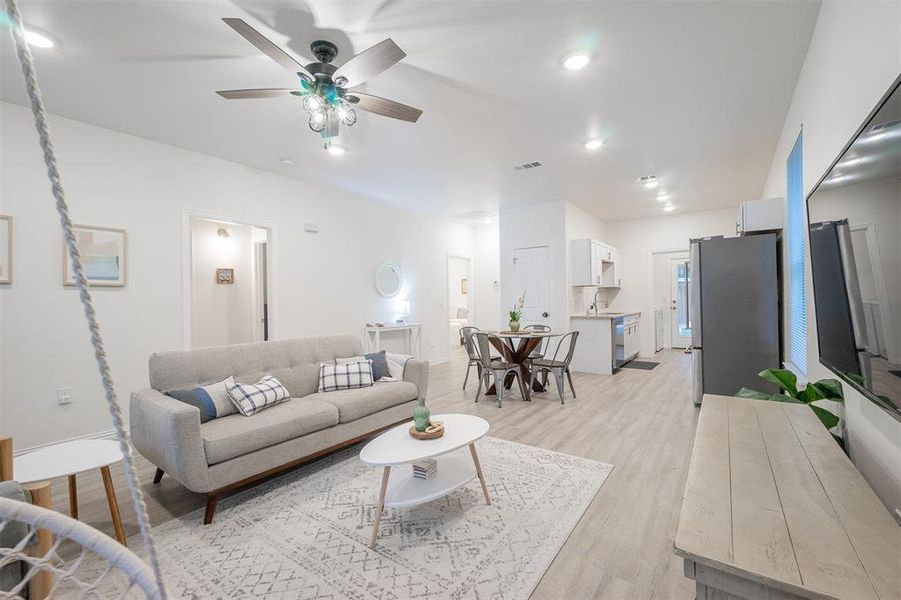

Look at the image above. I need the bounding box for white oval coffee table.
[360,413,491,548]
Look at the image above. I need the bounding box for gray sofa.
[130,336,428,523]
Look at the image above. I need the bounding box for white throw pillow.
[319,360,374,392]
[226,374,290,416]
[385,353,413,380]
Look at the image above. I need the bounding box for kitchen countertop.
[571,312,641,320]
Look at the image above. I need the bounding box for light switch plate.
[57,387,72,406]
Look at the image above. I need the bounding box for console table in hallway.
[363,323,423,357]
[675,394,901,600]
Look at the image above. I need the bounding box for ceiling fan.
[216,18,423,142]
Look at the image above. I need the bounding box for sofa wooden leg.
[204,494,219,525]
[152,468,164,484]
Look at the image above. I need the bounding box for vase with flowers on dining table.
[508,292,525,332]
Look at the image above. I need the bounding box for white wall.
[472,223,501,330]
[759,0,901,512]
[606,208,737,357]
[190,218,256,348]
[0,101,475,450]
[499,202,569,333]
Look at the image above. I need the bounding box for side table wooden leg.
[369,466,391,548]
[67,474,79,519]
[25,482,53,600]
[100,466,127,546]
[469,443,491,505]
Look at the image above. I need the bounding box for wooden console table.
[363,323,422,356]
[675,394,900,600]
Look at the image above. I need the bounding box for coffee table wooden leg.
[369,466,391,548]
[100,466,127,546]
[67,474,78,519]
[469,443,491,505]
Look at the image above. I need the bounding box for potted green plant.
[508,292,525,332]
[737,368,845,447]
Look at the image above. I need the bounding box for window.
[786,132,806,373]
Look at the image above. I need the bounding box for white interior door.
[669,257,692,348]
[512,246,550,325]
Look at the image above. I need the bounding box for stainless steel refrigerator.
[690,234,782,405]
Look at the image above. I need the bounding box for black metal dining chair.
[530,331,580,404]
[473,332,527,407]
[460,326,484,390]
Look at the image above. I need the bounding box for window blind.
[786,132,806,373]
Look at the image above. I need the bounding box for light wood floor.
[38,347,700,599]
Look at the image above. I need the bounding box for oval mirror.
[374,261,402,298]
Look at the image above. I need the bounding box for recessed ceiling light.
[562,51,591,71]
[326,144,346,157]
[656,193,669,202]
[584,138,603,151]
[663,205,676,212]
[279,157,295,167]
[23,28,55,49]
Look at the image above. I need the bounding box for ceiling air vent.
[514,161,543,171]
[635,174,658,185]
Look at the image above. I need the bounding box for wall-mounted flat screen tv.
[807,75,901,421]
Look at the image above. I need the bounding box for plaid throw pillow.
[226,374,290,416]
[319,360,374,392]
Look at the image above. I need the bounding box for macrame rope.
[3,0,167,597]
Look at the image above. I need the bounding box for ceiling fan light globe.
[342,108,357,126]
[303,94,324,113]
[309,111,327,132]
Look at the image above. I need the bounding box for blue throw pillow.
[336,351,391,380]
[166,376,236,422]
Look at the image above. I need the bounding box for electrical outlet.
[57,387,72,406]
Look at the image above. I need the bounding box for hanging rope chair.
[1,0,167,596]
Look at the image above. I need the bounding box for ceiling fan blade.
[333,38,406,88]
[222,18,314,80]
[347,92,422,122]
[216,88,297,99]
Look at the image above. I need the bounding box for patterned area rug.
[92,437,612,599]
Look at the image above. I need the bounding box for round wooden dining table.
[485,330,557,401]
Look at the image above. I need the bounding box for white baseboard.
[13,427,129,457]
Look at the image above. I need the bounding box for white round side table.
[360,413,491,548]
[14,439,127,545]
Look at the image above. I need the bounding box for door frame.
[446,252,475,343]
[181,209,278,349]
[668,255,692,348]
[647,247,689,355]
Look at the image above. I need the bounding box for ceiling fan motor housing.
[310,40,338,63]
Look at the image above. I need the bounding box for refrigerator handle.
[836,221,868,351]
[690,241,702,347]
[691,348,703,406]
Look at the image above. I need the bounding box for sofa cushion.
[227,375,290,416]
[316,380,419,423]
[167,376,237,422]
[201,397,339,465]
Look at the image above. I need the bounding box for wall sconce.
[217,228,230,239]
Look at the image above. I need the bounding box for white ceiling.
[0,0,820,221]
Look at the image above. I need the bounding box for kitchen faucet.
[593,288,608,315]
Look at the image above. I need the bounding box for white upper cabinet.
[571,239,623,288]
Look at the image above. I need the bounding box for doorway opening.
[187,216,272,348]
[447,254,473,349]
[650,248,690,350]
